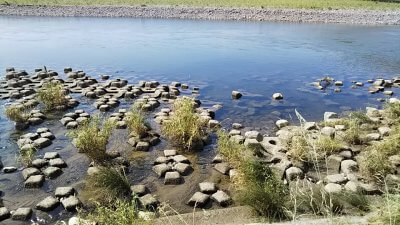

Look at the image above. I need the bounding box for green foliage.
[236,160,288,220]
[5,105,30,123]
[37,81,67,111]
[314,135,342,155]
[340,120,363,145]
[83,167,131,204]
[68,115,115,164]
[217,130,247,169]
[19,147,36,167]
[384,102,400,120]
[162,97,206,151]
[288,135,310,161]
[125,106,149,137]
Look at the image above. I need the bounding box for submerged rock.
[231,91,242,99]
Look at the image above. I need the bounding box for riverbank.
[1,5,400,25]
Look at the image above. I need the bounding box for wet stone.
[199,182,217,194]
[43,166,62,179]
[44,152,59,159]
[36,196,59,212]
[41,132,55,140]
[33,137,51,149]
[49,158,67,168]
[172,155,189,164]
[187,192,210,207]
[163,149,177,157]
[214,163,230,175]
[22,167,41,180]
[231,91,242,99]
[130,185,147,197]
[152,164,170,177]
[24,175,44,188]
[164,171,182,185]
[55,187,75,198]
[211,190,232,207]
[0,207,10,221]
[3,166,17,173]
[174,163,192,176]
[11,207,32,221]
[61,196,81,211]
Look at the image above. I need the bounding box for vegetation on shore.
[2,0,400,10]
[4,104,30,123]
[37,81,68,111]
[125,105,150,138]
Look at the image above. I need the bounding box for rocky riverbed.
[0,5,400,25]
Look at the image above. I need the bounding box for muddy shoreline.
[0,5,400,25]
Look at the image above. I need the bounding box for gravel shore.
[0,5,400,25]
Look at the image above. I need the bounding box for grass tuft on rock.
[125,105,150,137]
[217,130,247,169]
[83,167,131,204]
[37,81,68,111]
[84,199,150,225]
[68,115,115,164]
[162,97,206,151]
[5,105,30,123]
[19,147,36,167]
[314,135,342,155]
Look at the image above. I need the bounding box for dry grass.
[368,187,400,225]
[68,115,115,164]
[19,147,36,166]
[288,135,310,161]
[314,135,343,155]
[161,97,206,151]
[4,105,30,123]
[37,81,68,111]
[125,105,150,137]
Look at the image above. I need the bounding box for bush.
[85,199,150,225]
[19,147,36,167]
[68,115,115,164]
[4,105,30,123]
[236,160,288,220]
[37,81,68,111]
[288,135,310,161]
[314,135,342,155]
[125,106,149,137]
[83,167,131,204]
[340,120,363,145]
[217,130,247,169]
[162,97,206,151]
[384,102,400,120]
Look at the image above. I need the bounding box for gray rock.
[285,167,303,181]
[60,117,74,126]
[272,93,283,100]
[187,192,210,207]
[0,207,10,221]
[164,171,182,185]
[24,175,45,188]
[344,181,360,192]
[365,133,381,141]
[33,137,51,149]
[212,154,223,163]
[214,163,230,175]
[40,132,55,140]
[130,185,147,197]
[341,160,358,174]
[43,166,62,179]
[230,135,245,144]
[208,120,221,129]
[174,163,192,175]
[304,122,317,130]
[378,127,391,137]
[44,152,59,159]
[244,131,263,141]
[127,137,137,147]
[11,207,32,221]
[152,163,170,177]
[211,190,232,207]
[49,158,67,168]
[139,194,158,210]
[3,166,17,173]
[232,123,243,129]
[32,158,48,168]
[229,169,238,180]
[172,155,190,164]
[275,119,289,129]
[244,138,262,150]
[199,182,217,194]
[22,167,40,180]
[335,125,346,131]
[324,174,348,184]
[324,112,338,121]
[359,183,382,195]
[321,127,335,138]
[87,167,100,176]
[324,183,342,194]
[229,129,241,136]
[231,91,242,99]
[116,121,127,129]
[136,142,150,151]
[55,187,75,198]
[163,149,177,157]
[61,196,81,211]
[36,196,59,211]
[66,121,78,129]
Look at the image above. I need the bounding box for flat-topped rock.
[44,152,59,159]
[172,155,190,164]
[139,194,158,210]
[66,121,78,129]
[24,175,44,188]
[22,167,41,180]
[36,196,59,211]
[276,119,289,129]
[33,137,51,149]
[164,171,182,185]
[214,163,230,175]
[199,182,217,194]
[174,163,192,176]
[32,158,48,168]
[324,174,348,184]
[43,166,62,179]
[324,112,338,121]
[60,117,74,126]
[164,149,177,157]
[49,158,67,168]
[244,131,262,141]
[3,166,17,173]
[211,190,232,207]
[187,192,210,207]
[61,196,81,211]
[11,207,32,221]
[152,163,170,177]
[341,160,358,174]
[130,185,147,197]
[154,156,169,164]
[136,141,150,151]
[0,207,10,221]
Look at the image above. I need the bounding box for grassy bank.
[2,0,400,10]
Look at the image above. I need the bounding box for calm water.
[1,16,400,129]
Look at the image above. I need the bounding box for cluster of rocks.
[127,130,160,151]
[212,154,237,181]
[60,109,91,129]
[109,108,128,128]
[130,184,159,212]
[6,107,46,130]
[187,182,232,207]
[17,127,55,150]
[153,150,192,185]
[23,152,67,188]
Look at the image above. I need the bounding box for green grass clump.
[162,97,206,151]
[314,135,342,155]
[217,130,247,169]
[368,190,400,225]
[236,160,288,219]
[3,0,400,10]
[384,102,400,123]
[5,105,30,123]
[340,120,363,145]
[125,106,150,137]
[37,82,68,111]
[19,147,36,166]
[288,135,310,161]
[83,167,131,204]
[85,199,150,225]
[68,115,115,164]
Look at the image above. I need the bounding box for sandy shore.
[0,4,400,25]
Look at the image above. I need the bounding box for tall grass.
[162,97,206,151]
[37,82,68,111]
[68,115,115,164]
[5,105,30,123]
[217,130,246,169]
[19,147,36,167]
[83,167,131,204]
[368,187,400,225]
[125,106,150,137]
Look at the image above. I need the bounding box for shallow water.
[0,16,400,223]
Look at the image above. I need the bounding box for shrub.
[161,97,206,151]
[83,167,131,204]
[4,105,30,123]
[288,135,310,161]
[236,160,288,220]
[340,120,363,145]
[68,115,115,164]
[217,130,247,169]
[384,101,400,120]
[19,147,36,167]
[125,106,149,137]
[37,81,68,111]
[84,199,150,225]
[314,135,342,155]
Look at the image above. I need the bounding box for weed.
[5,105,30,123]
[83,167,131,205]
[162,97,206,151]
[314,135,342,155]
[37,81,68,111]
[384,102,400,121]
[19,147,36,167]
[368,188,400,225]
[340,120,363,145]
[288,135,310,161]
[217,130,247,169]
[125,106,150,138]
[68,115,115,164]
